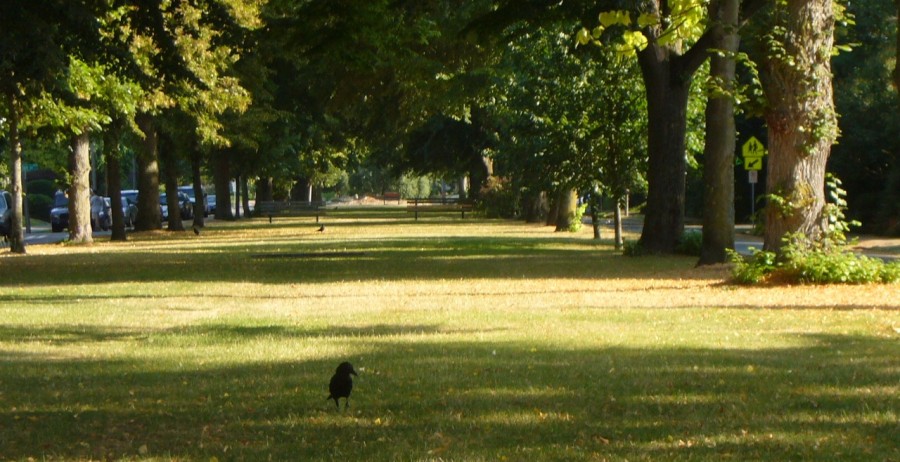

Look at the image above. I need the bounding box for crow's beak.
[351,370,358,376]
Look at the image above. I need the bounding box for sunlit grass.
[1,216,898,461]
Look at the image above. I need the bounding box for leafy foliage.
[729,176,900,284]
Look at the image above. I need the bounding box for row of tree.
[2,0,898,264]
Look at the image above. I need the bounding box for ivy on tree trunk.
[762,0,838,254]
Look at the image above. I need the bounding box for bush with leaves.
[728,176,900,284]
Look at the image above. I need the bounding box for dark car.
[49,191,69,232]
[0,191,12,239]
[160,192,193,220]
[120,195,138,228]
[90,196,112,231]
[178,185,209,217]
[49,191,112,232]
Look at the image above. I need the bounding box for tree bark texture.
[134,113,162,231]
[614,198,624,251]
[5,92,26,253]
[762,0,837,254]
[68,131,93,244]
[522,190,546,223]
[698,0,739,265]
[213,153,233,220]
[241,176,251,216]
[190,149,205,228]
[160,136,185,232]
[554,188,578,232]
[637,46,692,253]
[105,136,127,242]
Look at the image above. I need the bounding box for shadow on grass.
[1,233,698,288]
[0,325,896,461]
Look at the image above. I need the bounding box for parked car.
[160,192,193,220]
[50,191,111,232]
[158,194,169,221]
[0,191,12,239]
[90,196,112,231]
[120,195,138,228]
[207,194,217,214]
[178,185,210,217]
[49,191,69,232]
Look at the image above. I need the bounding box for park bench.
[406,198,475,221]
[381,192,402,204]
[257,200,326,223]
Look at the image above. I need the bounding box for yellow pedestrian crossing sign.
[742,136,766,171]
[745,157,763,170]
[742,136,766,158]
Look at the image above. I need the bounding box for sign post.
[741,136,766,217]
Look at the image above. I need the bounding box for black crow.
[317,225,325,232]
[327,362,358,410]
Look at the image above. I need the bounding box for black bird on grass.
[193,225,200,235]
[327,361,358,410]
[317,224,325,232]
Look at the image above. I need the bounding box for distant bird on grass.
[317,225,325,232]
[192,225,200,235]
[327,361,358,410]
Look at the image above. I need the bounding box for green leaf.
[599,11,631,27]
[637,13,658,28]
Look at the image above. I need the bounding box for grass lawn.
[1,216,898,461]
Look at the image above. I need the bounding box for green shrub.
[676,230,703,256]
[727,248,777,284]
[27,193,54,222]
[623,239,645,257]
[566,203,587,232]
[728,175,898,285]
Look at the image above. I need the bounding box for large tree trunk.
[554,188,578,232]
[522,190,546,223]
[160,136,185,232]
[5,91,25,253]
[68,131,93,244]
[213,152,234,220]
[105,132,127,242]
[762,0,837,254]
[636,47,692,253]
[134,113,162,231]
[698,0,739,265]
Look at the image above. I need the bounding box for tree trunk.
[256,177,274,203]
[234,175,242,218]
[614,197,624,251]
[5,91,25,253]
[241,176,251,215]
[213,153,234,220]
[134,113,162,231]
[636,47,692,253]
[160,136,184,232]
[589,192,601,240]
[762,0,837,254]
[190,148,205,228]
[68,131,93,244]
[554,188,578,232]
[698,0,739,265]
[546,192,559,227]
[105,133,127,242]
[522,190,546,223]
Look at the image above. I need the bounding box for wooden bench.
[256,201,326,223]
[381,192,401,204]
[406,198,475,221]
